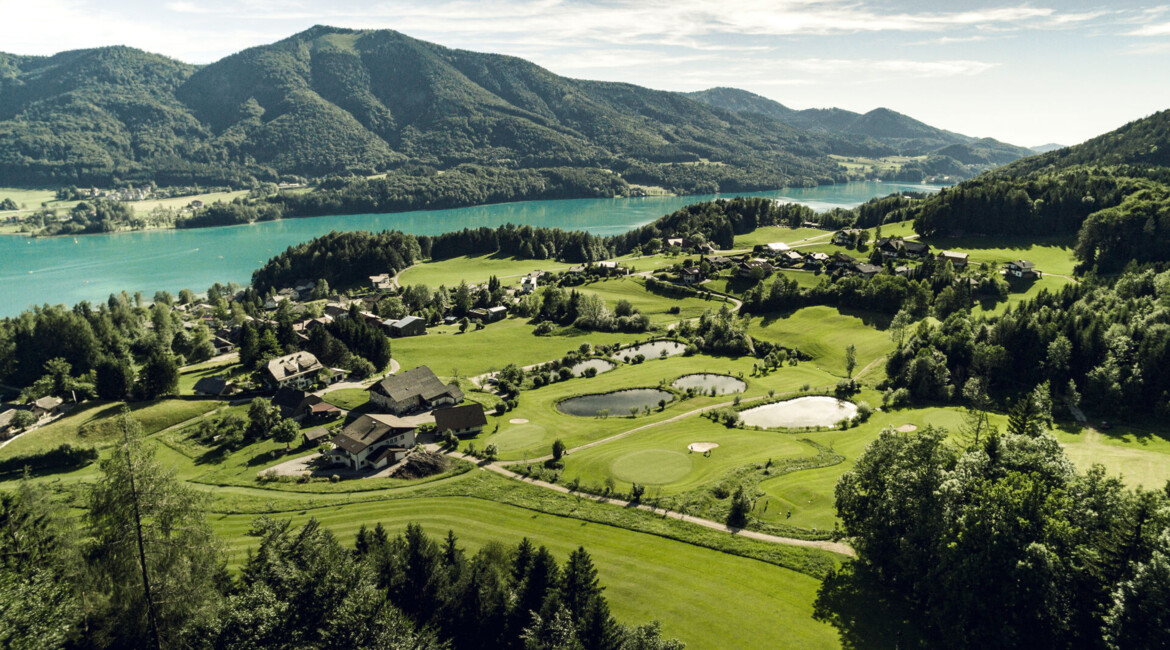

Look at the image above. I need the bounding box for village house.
[0,409,17,439]
[192,377,233,397]
[303,427,332,446]
[31,396,64,419]
[679,267,703,285]
[369,274,394,292]
[875,237,931,260]
[271,387,341,421]
[665,237,684,249]
[383,314,427,337]
[853,262,883,278]
[264,294,290,310]
[807,252,830,266]
[737,258,775,279]
[833,229,864,245]
[433,403,488,437]
[830,252,858,270]
[367,366,464,415]
[292,316,332,337]
[759,242,791,256]
[519,272,543,295]
[326,414,418,471]
[938,250,970,269]
[1005,260,1042,280]
[696,242,717,255]
[264,351,326,390]
[777,250,804,267]
[469,306,507,323]
[594,261,629,277]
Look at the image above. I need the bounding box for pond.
[671,373,747,395]
[611,340,686,362]
[739,396,858,429]
[557,388,675,417]
[570,358,616,377]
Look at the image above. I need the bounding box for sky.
[2,0,1169,146]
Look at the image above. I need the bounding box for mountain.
[683,86,1020,158]
[997,109,1170,176]
[0,27,878,190]
[1030,143,1065,154]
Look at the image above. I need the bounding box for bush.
[330,474,340,483]
[630,483,646,501]
[534,321,554,335]
[0,443,98,477]
[668,305,681,314]
[582,366,598,378]
[883,387,911,409]
[856,401,873,422]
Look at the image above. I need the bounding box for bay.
[0,181,935,317]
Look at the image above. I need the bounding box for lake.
[0,181,934,317]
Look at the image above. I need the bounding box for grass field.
[477,353,842,460]
[576,276,724,325]
[733,226,832,250]
[398,254,574,288]
[128,190,250,215]
[748,307,895,379]
[1054,422,1170,490]
[919,234,1078,276]
[391,318,641,378]
[209,492,840,648]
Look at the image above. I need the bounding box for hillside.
[0,26,868,190]
[909,109,1170,271]
[684,86,1026,158]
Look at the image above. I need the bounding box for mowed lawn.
[478,354,842,460]
[209,495,841,649]
[560,416,820,494]
[733,226,831,249]
[398,254,573,288]
[391,318,642,378]
[756,406,1001,532]
[575,276,725,325]
[748,307,895,379]
[919,234,1078,276]
[1054,422,1170,490]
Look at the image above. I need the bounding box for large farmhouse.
[368,366,464,415]
[326,414,417,471]
[433,403,488,436]
[265,352,325,389]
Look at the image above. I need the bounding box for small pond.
[671,373,747,395]
[739,396,858,429]
[570,358,616,377]
[611,340,686,362]
[557,388,675,417]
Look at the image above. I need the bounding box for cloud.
[1126,21,1170,36]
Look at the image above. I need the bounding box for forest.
[0,412,682,649]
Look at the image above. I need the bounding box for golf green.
[611,449,694,484]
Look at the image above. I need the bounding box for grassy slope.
[733,226,831,249]
[575,276,725,325]
[748,307,895,379]
[209,490,840,649]
[397,254,573,288]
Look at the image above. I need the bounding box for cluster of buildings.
[0,396,67,440]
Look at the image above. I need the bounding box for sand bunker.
[688,442,719,453]
[509,418,529,424]
[896,424,918,432]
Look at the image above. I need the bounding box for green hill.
[0,26,860,190]
[684,86,1023,161]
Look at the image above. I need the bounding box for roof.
[370,446,411,466]
[765,242,790,251]
[832,252,857,262]
[0,410,15,428]
[333,414,416,455]
[939,250,969,260]
[487,306,507,314]
[303,427,331,442]
[192,377,229,395]
[34,396,63,410]
[854,263,883,275]
[369,366,464,405]
[1010,259,1035,269]
[903,240,930,252]
[309,401,340,414]
[266,352,323,382]
[272,387,311,411]
[391,315,425,330]
[433,403,488,433]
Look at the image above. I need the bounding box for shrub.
[631,483,646,501]
[534,321,554,335]
[856,401,874,422]
[330,474,340,483]
[582,366,598,378]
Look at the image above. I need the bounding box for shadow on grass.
[814,562,927,649]
[754,306,892,331]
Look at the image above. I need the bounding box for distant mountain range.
[0,26,1030,190]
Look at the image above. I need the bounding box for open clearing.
[748,306,894,379]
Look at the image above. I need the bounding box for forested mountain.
[684,86,1031,161]
[0,26,884,190]
[909,109,1170,271]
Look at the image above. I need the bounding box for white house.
[326,414,417,471]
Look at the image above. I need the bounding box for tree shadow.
[814,563,928,649]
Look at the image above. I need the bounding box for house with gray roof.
[367,366,464,415]
[326,414,417,471]
[264,351,325,389]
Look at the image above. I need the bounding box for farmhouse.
[327,414,417,471]
[876,237,932,260]
[368,366,464,415]
[31,396,64,419]
[433,403,488,436]
[680,267,703,285]
[830,252,858,270]
[853,262,883,278]
[807,252,830,265]
[938,250,970,269]
[384,315,426,338]
[264,351,326,389]
[737,259,775,278]
[469,306,507,323]
[271,387,341,421]
[832,229,863,245]
[370,274,394,292]
[777,250,804,267]
[192,377,232,397]
[1005,260,1042,280]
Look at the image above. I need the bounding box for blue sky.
[3,0,1168,146]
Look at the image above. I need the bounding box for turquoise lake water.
[0,181,934,316]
